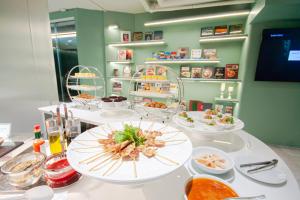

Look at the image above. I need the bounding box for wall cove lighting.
[144,10,250,27]
[199,35,248,42]
[108,41,165,47]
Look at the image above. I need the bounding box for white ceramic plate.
[67,121,192,185]
[191,146,234,175]
[186,158,235,182]
[235,155,287,185]
[173,111,244,134]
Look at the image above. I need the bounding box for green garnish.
[114,124,146,146]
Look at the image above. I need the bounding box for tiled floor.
[269,144,300,187]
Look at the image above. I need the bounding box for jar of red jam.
[43,152,80,188]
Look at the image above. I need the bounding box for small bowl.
[101,100,115,109]
[1,152,46,187]
[184,174,239,200]
[200,115,215,125]
[43,152,80,188]
[192,146,234,175]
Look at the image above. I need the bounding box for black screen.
[255,28,300,82]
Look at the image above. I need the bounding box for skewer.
[156,124,168,131]
[156,154,179,165]
[89,155,114,171]
[73,141,100,147]
[71,145,103,151]
[71,149,104,153]
[160,132,180,140]
[106,160,123,176]
[162,139,187,143]
[87,130,105,139]
[88,130,107,137]
[133,159,137,178]
[103,158,121,176]
[138,117,143,129]
[79,152,106,164]
[86,153,111,165]
[107,123,114,132]
[162,130,183,135]
[98,125,110,134]
[147,122,155,132]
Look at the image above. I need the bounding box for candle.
[220,83,226,91]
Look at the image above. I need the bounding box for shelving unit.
[130,91,175,99]
[144,59,220,64]
[108,40,166,47]
[199,34,248,43]
[107,60,134,64]
[214,97,240,103]
[181,78,242,83]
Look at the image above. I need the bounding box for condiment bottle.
[33,124,46,154]
[65,118,81,147]
[46,118,62,155]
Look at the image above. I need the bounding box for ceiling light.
[144,10,250,26]
[108,24,119,30]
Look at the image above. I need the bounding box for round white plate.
[67,121,192,185]
[173,111,244,134]
[235,155,287,185]
[191,146,234,175]
[186,158,235,182]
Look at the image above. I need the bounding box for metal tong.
[240,159,278,173]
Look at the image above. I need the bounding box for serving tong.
[240,159,278,173]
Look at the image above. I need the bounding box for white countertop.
[35,104,300,199]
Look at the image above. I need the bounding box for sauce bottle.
[33,124,45,154]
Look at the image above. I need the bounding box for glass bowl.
[1,152,46,188]
[43,152,80,188]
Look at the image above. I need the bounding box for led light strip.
[144,10,250,27]
[51,31,76,39]
[199,35,248,42]
[108,61,133,64]
[108,41,165,47]
[144,60,220,64]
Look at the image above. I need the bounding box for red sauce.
[186,178,238,200]
[45,158,80,188]
[47,158,69,170]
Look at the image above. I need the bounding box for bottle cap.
[34,124,40,130]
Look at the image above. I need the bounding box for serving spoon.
[0,185,54,200]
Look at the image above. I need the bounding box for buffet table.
[24,104,297,199]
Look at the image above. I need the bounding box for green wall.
[50,1,300,147]
[239,0,300,147]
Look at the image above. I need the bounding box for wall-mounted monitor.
[255,28,300,82]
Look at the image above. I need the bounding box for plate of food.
[184,174,239,200]
[173,112,194,127]
[173,111,244,134]
[67,121,192,184]
[143,101,168,110]
[191,147,234,175]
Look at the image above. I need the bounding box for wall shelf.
[214,97,239,103]
[108,40,166,47]
[199,34,248,43]
[110,77,171,83]
[144,59,220,64]
[130,91,175,99]
[107,60,133,64]
[181,78,242,83]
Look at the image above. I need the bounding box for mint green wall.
[239,0,300,147]
[50,1,300,147]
